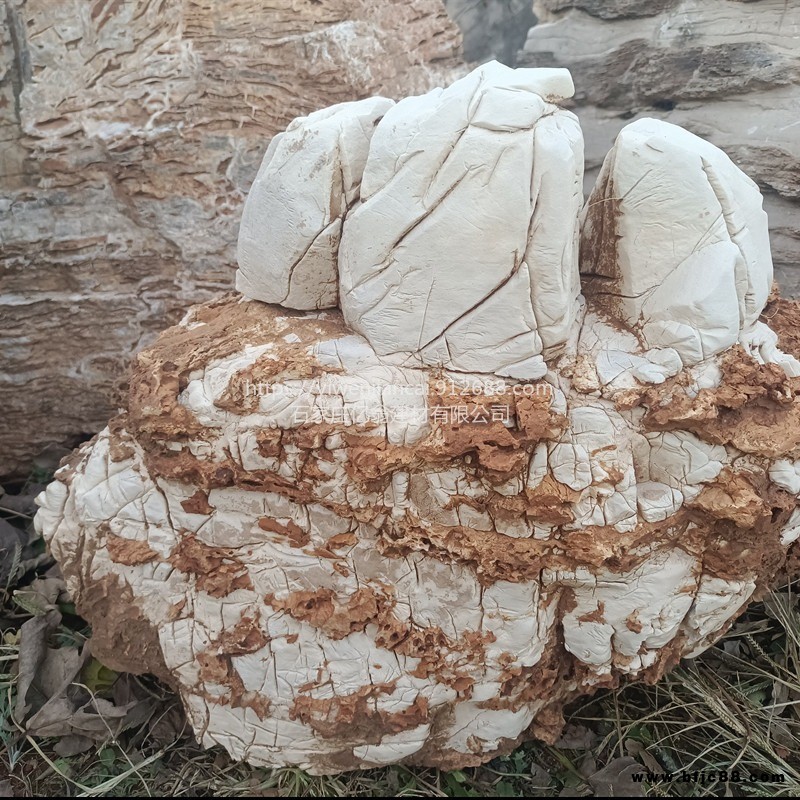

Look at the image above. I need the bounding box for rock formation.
[338,63,582,378]
[35,63,800,772]
[0,0,463,478]
[519,0,800,292]
[443,0,536,65]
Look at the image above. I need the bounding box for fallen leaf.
[53,733,95,758]
[82,658,119,695]
[148,704,187,747]
[529,761,551,789]
[13,610,62,722]
[579,754,597,778]
[624,740,662,774]
[587,757,645,797]
[556,722,601,750]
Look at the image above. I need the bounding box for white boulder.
[337,61,583,379]
[237,97,394,309]
[32,66,800,775]
[581,118,774,366]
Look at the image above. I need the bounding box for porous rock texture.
[35,65,800,772]
[0,0,463,478]
[519,0,800,291]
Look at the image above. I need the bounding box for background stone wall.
[444,0,535,64]
[0,0,462,477]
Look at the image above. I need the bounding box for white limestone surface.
[339,61,583,378]
[237,97,394,309]
[581,118,776,367]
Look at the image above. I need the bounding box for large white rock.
[581,118,774,366]
[32,64,800,776]
[338,61,584,379]
[35,292,800,773]
[237,97,394,310]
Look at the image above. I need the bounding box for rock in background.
[444,0,536,64]
[518,0,800,293]
[0,0,463,478]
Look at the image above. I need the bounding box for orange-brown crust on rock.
[258,517,311,547]
[764,296,800,361]
[106,533,160,566]
[265,587,391,641]
[290,684,429,740]
[196,612,272,720]
[125,298,567,510]
[72,573,176,690]
[629,346,800,458]
[169,535,253,598]
[127,294,348,446]
[181,489,215,515]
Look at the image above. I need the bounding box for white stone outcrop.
[34,64,800,774]
[237,98,394,309]
[35,290,800,772]
[237,61,584,379]
[581,118,782,368]
[339,62,582,378]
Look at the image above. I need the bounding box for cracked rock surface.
[581,118,776,369]
[35,64,800,772]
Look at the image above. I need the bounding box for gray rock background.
[444,0,536,64]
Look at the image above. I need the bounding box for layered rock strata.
[35,64,800,772]
[0,0,463,477]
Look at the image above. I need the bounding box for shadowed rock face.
[35,63,800,773]
[444,0,537,65]
[0,0,463,479]
[519,0,800,291]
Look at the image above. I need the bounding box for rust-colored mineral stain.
[688,468,769,528]
[639,346,800,457]
[577,601,606,624]
[265,587,390,640]
[197,651,272,721]
[217,612,270,655]
[290,683,428,740]
[257,516,310,546]
[106,533,160,566]
[169,535,253,598]
[763,295,800,361]
[181,489,215,515]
